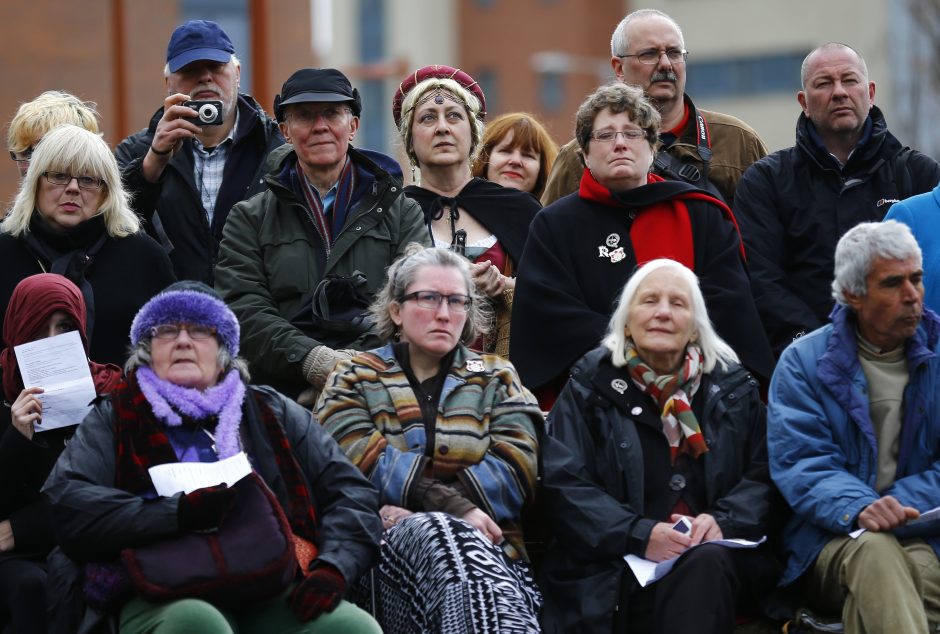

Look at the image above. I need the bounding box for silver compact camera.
[183,100,224,125]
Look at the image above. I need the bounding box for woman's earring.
[410,158,417,182]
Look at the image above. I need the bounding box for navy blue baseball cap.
[166,20,235,73]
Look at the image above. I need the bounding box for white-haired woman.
[538,258,780,633]
[316,244,543,632]
[392,66,541,356]
[0,124,175,366]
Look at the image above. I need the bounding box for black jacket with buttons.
[115,94,285,283]
[538,346,780,632]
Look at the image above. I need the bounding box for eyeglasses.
[9,149,32,164]
[286,106,352,126]
[42,171,105,191]
[590,129,648,143]
[150,323,218,340]
[619,48,688,65]
[400,291,472,312]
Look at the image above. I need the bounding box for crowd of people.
[1,8,939,634]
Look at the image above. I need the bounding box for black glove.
[177,484,236,532]
[288,562,346,622]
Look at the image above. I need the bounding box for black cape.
[404,178,540,264]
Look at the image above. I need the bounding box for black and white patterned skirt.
[353,512,542,633]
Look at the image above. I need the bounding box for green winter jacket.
[215,143,430,395]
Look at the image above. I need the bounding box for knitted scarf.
[136,366,245,459]
[625,342,706,464]
[112,371,320,544]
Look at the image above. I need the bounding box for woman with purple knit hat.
[43,281,382,634]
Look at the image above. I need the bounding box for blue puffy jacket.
[768,304,940,585]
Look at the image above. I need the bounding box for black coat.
[733,107,940,356]
[0,220,175,367]
[538,347,777,632]
[115,94,285,283]
[509,181,774,390]
[43,384,381,633]
[0,406,72,560]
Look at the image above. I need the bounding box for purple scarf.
[135,367,246,459]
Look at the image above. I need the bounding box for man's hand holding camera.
[142,93,211,182]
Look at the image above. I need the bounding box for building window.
[539,71,564,112]
[685,52,805,98]
[358,0,386,153]
[476,69,498,115]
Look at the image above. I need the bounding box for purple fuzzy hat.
[130,281,239,356]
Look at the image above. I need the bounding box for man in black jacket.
[115,20,284,283]
[734,42,940,357]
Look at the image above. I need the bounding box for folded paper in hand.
[625,536,766,587]
[148,452,252,497]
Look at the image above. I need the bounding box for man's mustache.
[650,71,678,83]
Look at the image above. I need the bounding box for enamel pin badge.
[598,233,626,263]
[466,359,485,372]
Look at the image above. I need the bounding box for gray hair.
[602,259,739,373]
[800,43,868,88]
[163,54,240,78]
[371,244,492,344]
[575,83,661,152]
[832,220,922,306]
[610,9,685,58]
[2,124,140,238]
[396,77,486,167]
[125,335,251,382]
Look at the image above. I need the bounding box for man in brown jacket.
[540,9,767,207]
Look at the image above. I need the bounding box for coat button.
[631,406,642,416]
[391,186,398,192]
[728,393,736,400]
[439,445,449,455]
[376,207,383,213]
[669,474,686,491]
[620,441,628,449]
[288,353,297,361]
[355,226,362,231]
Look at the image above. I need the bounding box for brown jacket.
[541,97,767,207]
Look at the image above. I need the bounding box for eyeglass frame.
[590,128,649,144]
[284,105,353,127]
[41,171,106,191]
[149,323,219,340]
[399,290,473,312]
[617,48,689,65]
[9,149,32,164]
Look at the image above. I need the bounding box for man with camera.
[116,19,284,283]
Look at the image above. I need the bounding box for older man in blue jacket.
[769,220,940,633]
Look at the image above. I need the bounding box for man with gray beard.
[116,20,284,283]
[540,9,767,207]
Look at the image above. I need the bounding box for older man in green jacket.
[215,68,429,402]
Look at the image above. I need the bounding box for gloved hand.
[288,562,346,622]
[302,346,356,390]
[177,484,236,532]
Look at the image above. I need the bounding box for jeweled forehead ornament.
[415,88,467,111]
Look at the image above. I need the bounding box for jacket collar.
[372,342,483,401]
[795,105,889,171]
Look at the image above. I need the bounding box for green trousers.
[119,587,381,634]
[805,532,940,634]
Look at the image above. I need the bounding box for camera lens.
[198,104,219,123]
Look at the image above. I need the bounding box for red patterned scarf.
[625,342,706,464]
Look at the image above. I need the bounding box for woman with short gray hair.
[510,82,774,409]
[317,243,543,632]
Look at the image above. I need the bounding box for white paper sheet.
[13,330,97,432]
[148,452,253,497]
[625,536,766,587]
